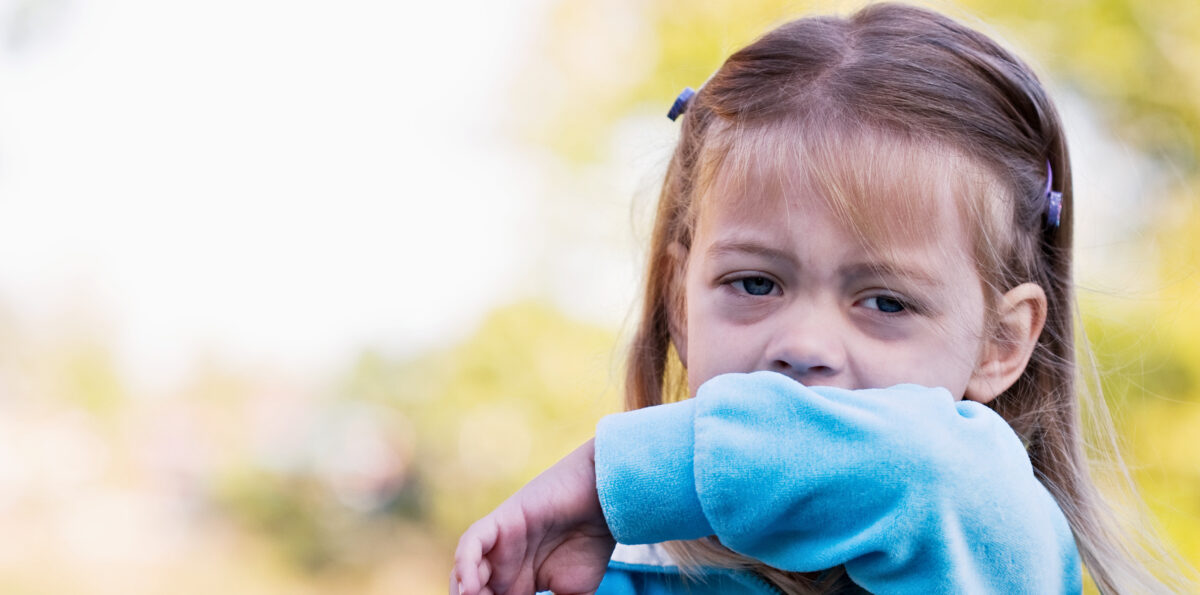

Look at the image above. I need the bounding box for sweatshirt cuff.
[594,399,714,544]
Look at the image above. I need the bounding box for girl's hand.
[451,439,616,595]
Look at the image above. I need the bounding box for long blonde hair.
[625,3,1187,593]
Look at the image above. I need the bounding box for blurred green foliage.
[213,302,619,583]
[351,301,619,535]
[1082,202,1200,566]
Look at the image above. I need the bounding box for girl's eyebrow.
[840,262,944,288]
[705,239,797,266]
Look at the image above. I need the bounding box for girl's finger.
[455,538,481,593]
[454,518,501,594]
[477,559,492,587]
[473,516,501,556]
[448,568,461,595]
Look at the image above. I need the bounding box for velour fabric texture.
[592,371,1082,594]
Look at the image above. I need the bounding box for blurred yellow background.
[0,0,1197,593]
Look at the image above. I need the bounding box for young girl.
[453,3,1182,593]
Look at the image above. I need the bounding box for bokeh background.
[0,0,1197,593]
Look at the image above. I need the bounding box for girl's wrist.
[595,400,712,544]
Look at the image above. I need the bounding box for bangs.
[695,117,1012,266]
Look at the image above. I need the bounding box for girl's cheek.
[687,325,763,382]
[868,338,974,394]
[852,316,918,343]
[710,291,780,325]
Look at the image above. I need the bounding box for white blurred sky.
[0,0,565,389]
[0,0,1162,393]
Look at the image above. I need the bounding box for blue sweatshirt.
[592,371,1082,594]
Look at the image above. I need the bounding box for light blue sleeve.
[594,371,1082,594]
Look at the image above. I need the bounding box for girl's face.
[681,174,991,400]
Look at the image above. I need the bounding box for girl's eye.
[733,277,776,296]
[862,296,906,314]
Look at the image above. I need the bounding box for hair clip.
[667,87,696,121]
[1044,160,1063,229]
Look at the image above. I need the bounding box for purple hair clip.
[667,87,696,121]
[1044,160,1063,229]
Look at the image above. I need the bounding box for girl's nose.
[766,303,848,385]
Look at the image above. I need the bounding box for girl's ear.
[666,241,690,367]
[965,283,1048,404]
